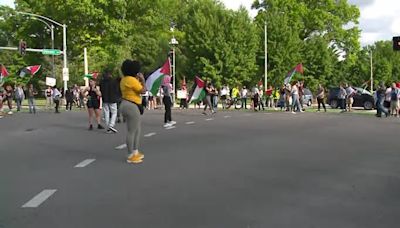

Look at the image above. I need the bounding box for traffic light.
[393,36,400,51]
[19,40,27,56]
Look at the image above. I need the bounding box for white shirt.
[53,88,61,98]
[241,89,248,98]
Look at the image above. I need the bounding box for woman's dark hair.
[121,60,141,76]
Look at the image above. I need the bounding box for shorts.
[149,96,154,101]
[87,99,100,109]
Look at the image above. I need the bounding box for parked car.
[327,87,375,110]
[303,88,313,106]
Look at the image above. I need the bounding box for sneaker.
[163,123,172,128]
[98,124,105,130]
[169,121,177,126]
[109,126,118,133]
[89,124,93,130]
[129,152,144,160]
[127,153,143,164]
[7,111,13,115]
[202,112,208,115]
[106,129,113,134]
[291,111,296,114]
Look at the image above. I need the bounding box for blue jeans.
[292,94,300,112]
[376,98,388,117]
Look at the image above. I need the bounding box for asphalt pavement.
[1,108,399,228]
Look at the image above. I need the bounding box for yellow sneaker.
[127,154,143,164]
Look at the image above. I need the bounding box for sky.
[221,0,399,46]
[1,0,398,46]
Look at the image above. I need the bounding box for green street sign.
[42,49,62,55]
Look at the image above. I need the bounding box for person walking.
[27,84,37,114]
[100,69,119,133]
[83,79,104,130]
[252,85,260,111]
[53,86,61,113]
[203,82,216,115]
[390,83,399,117]
[284,84,291,111]
[241,86,248,109]
[65,87,74,111]
[14,84,24,112]
[376,82,389,118]
[258,86,265,111]
[4,85,13,114]
[120,60,145,164]
[316,84,327,112]
[45,86,53,110]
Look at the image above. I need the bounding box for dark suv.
[327,87,375,110]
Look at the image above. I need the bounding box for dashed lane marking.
[22,189,57,208]
[74,159,96,168]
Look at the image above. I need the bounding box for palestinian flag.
[189,76,206,103]
[146,60,170,95]
[84,72,99,80]
[0,64,9,77]
[19,65,41,77]
[284,63,303,85]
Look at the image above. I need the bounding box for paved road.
[1,109,399,228]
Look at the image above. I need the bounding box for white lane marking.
[186,121,195,125]
[144,132,157,137]
[224,115,231,118]
[115,144,127,150]
[205,118,214,121]
[165,126,176,130]
[22,189,57,208]
[74,159,96,168]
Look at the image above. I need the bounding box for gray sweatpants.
[120,100,141,154]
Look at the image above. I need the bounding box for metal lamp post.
[370,49,373,93]
[169,23,178,104]
[264,21,268,90]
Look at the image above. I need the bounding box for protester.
[376,82,389,118]
[284,84,291,111]
[45,86,53,109]
[65,87,74,111]
[148,91,156,110]
[241,86,248,109]
[14,84,24,112]
[266,86,273,108]
[5,85,13,114]
[298,81,305,111]
[338,84,347,112]
[279,86,285,111]
[220,85,229,109]
[53,86,61,113]
[316,84,327,112]
[345,83,355,112]
[203,82,216,115]
[291,81,302,113]
[83,79,104,130]
[119,60,145,164]
[162,83,176,127]
[27,84,37,114]
[252,85,260,111]
[390,82,399,117]
[258,86,265,111]
[100,69,119,133]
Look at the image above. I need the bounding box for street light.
[264,21,268,90]
[16,11,68,94]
